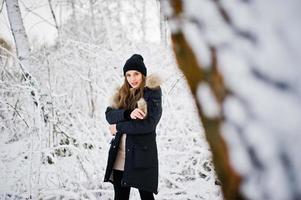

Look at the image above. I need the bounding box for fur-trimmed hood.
[109,73,162,112]
[144,73,162,90]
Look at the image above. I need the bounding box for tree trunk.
[48,0,60,39]
[157,0,167,45]
[6,0,31,72]
[163,0,301,199]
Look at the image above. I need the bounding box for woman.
[103,54,162,200]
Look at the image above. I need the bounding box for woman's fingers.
[134,109,145,119]
[129,108,146,119]
[136,113,144,119]
[109,124,117,136]
[137,109,146,117]
[130,111,137,119]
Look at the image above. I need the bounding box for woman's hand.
[130,108,146,119]
[109,124,117,136]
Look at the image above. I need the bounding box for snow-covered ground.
[0,42,223,200]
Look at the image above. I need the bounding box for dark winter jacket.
[103,73,163,194]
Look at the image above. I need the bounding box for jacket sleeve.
[116,88,162,135]
[105,107,133,124]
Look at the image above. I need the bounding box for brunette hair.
[115,75,146,109]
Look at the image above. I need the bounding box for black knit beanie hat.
[123,54,147,76]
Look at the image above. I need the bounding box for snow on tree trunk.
[156,0,168,46]
[5,0,31,72]
[162,0,301,199]
[5,0,41,110]
[5,2,46,197]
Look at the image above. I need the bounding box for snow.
[5,0,31,70]
[196,83,220,118]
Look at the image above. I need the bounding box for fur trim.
[145,73,162,89]
[137,98,147,116]
[109,73,162,110]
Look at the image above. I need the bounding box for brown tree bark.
[169,1,243,199]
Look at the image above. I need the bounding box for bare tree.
[6,0,31,73]
[156,0,167,45]
[48,0,60,38]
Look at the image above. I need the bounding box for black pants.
[113,170,155,200]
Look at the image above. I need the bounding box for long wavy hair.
[115,75,146,109]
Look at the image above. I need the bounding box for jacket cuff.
[123,109,133,120]
[116,122,124,133]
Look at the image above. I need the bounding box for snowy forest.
[0,0,301,200]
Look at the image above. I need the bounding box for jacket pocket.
[133,145,155,169]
